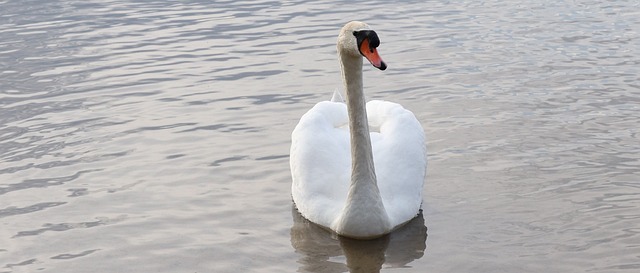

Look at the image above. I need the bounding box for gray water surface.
[1,0,639,272]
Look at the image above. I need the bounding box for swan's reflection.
[290,206,427,273]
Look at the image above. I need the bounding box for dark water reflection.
[291,207,427,273]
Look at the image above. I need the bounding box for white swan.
[290,21,426,239]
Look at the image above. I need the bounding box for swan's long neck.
[334,52,391,238]
[340,54,376,186]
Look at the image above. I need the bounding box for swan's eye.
[352,31,358,36]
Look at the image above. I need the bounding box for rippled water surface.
[2,0,640,272]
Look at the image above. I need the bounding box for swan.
[290,21,426,239]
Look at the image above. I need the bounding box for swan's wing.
[330,88,345,103]
[367,100,427,227]
[290,101,351,228]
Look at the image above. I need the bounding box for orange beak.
[360,38,387,70]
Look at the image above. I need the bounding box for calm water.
[1,0,639,272]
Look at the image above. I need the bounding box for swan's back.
[290,99,426,230]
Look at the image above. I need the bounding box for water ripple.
[1,0,639,272]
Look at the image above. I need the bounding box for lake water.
[1,0,639,272]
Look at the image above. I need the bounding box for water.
[1,0,639,272]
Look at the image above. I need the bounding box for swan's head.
[337,21,387,70]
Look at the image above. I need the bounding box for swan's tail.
[330,88,344,103]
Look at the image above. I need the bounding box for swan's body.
[290,21,426,239]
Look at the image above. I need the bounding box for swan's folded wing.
[366,100,427,227]
[290,101,352,228]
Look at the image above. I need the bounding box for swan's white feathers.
[330,89,345,103]
[291,99,426,231]
[367,100,426,226]
[290,101,350,226]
